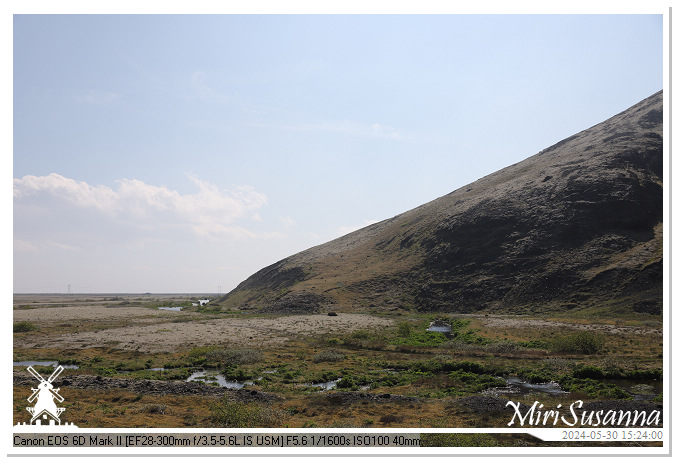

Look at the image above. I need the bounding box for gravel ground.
[14,302,393,352]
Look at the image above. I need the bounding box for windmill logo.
[15,365,77,428]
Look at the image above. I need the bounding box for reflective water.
[310,378,341,390]
[426,326,452,333]
[426,320,452,333]
[159,307,182,311]
[185,369,255,389]
[485,376,662,401]
[505,377,569,395]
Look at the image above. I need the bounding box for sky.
[12,13,664,294]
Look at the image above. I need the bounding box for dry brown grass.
[13,385,217,428]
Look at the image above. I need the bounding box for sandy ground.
[14,299,394,352]
[13,304,170,322]
[477,315,662,335]
[14,295,660,353]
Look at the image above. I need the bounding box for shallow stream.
[485,376,662,401]
[13,361,79,369]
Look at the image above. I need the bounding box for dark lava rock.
[258,291,328,315]
[325,392,418,404]
[633,299,662,315]
[458,395,528,415]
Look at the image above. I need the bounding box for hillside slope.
[219,91,663,316]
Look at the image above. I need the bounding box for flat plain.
[13,293,663,446]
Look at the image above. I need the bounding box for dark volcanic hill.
[219,91,663,316]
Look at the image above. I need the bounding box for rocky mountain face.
[219,91,663,316]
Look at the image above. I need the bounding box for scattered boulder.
[633,299,662,315]
[325,391,418,404]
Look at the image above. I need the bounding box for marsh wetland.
[13,293,663,442]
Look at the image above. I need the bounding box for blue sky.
[12,13,664,293]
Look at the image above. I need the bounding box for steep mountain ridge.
[219,91,663,316]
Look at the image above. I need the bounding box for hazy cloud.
[187,70,229,103]
[14,173,118,210]
[13,239,38,253]
[13,173,269,245]
[75,90,120,104]
[251,119,403,140]
[369,123,402,139]
[278,216,296,229]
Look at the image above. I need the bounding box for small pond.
[185,369,256,389]
[427,326,452,333]
[159,307,182,311]
[503,377,569,395]
[426,320,452,333]
[310,378,342,390]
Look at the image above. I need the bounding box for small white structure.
[198,299,210,306]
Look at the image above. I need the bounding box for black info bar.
[14,433,422,447]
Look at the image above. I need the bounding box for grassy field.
[13,294,663,436]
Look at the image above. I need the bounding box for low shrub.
[210,398,286,427]
[441,339,477,351]
[221,366,257,381]
[409,359,489,375]
[392,331,448,347]
[94,367,118,376]
[522,340,550,350]
[13,321,37,333]
[348,329,371,340]
[550,331,605,354]
[396,321,412,338]
[379,414,404,424]
[206,348,263,366]
[516,367,552,384]
[336,374,374,390]
[624,368,663,380]
[572,365,605,379]
[543,357,575,373]
[447,370,506,393]
[485,341,520,354]
[558,375,630,399]
[312,350,344,363]
[139,404,169,415]
[308,371,339,384]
